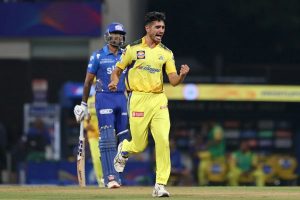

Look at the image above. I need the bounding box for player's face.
[109,32,125,47]
[146,20,165,44]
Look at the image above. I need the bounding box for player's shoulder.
[130,39,143,47]
[158,43,172,53]
[121,39,142,54]
[90,49,103,60]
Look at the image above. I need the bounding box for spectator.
[197,121,226,186]
[228,140,264,186]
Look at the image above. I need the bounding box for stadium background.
[0,0,300,186]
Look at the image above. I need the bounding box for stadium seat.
[261,154,279,186]
[206,160,227,186]
[275,155,298,185]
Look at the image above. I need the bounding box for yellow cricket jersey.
[116,37,177,93]
[84,95,99,139]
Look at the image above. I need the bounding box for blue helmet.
[104,22,126,47]
[106,22,126,35]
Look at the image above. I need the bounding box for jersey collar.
[142,37,147,47]
[142,36,159,48]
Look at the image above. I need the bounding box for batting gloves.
[74,101,89,122]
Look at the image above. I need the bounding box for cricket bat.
[77,121,86,187]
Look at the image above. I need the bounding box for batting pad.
[99,125,120,186]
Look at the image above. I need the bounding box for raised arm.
[167,64,190,86]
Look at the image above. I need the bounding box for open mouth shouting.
[155,34,163,42]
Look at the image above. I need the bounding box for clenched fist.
[180,64,190,76]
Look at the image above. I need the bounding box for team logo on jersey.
[132,111,144,117]
[137,50,145,59]
[158,55,164,60]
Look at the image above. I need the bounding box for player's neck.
[108,44,119,55]
[145,35,159,48]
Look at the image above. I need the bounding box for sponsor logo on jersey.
[121,112,128,116]
[100,58,114,64]
[107,65,127,75]
[132,111,144,117]
[107,66,114,74]
[138,65,160,74]
[137,50,145,59]
[100,109,113,114]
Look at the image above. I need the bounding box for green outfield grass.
[0,186,299,200]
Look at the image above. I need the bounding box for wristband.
[81,101,87,107]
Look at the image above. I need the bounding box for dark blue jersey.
[87,45,127,93]
[87,44,129,134]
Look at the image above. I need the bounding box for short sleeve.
[116,45,132,70]
[165,51,177,75]
[87,52,99,74]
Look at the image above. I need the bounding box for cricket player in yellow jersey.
[84,94,103,187]
[108,11,190,197]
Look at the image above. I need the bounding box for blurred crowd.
[0,118,52,183]
[0,118,298,186]
[167,121,298,186]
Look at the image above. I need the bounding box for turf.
[0,186,299,200]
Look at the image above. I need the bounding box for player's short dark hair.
[145,11,166,25]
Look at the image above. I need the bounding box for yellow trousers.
[88,137,103,187]
[228,166,265,186]
[122,92,171,185]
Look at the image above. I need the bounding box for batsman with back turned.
[74,22,130,189]
[109,11,190,197]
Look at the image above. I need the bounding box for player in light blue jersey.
[74,22,129,189]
